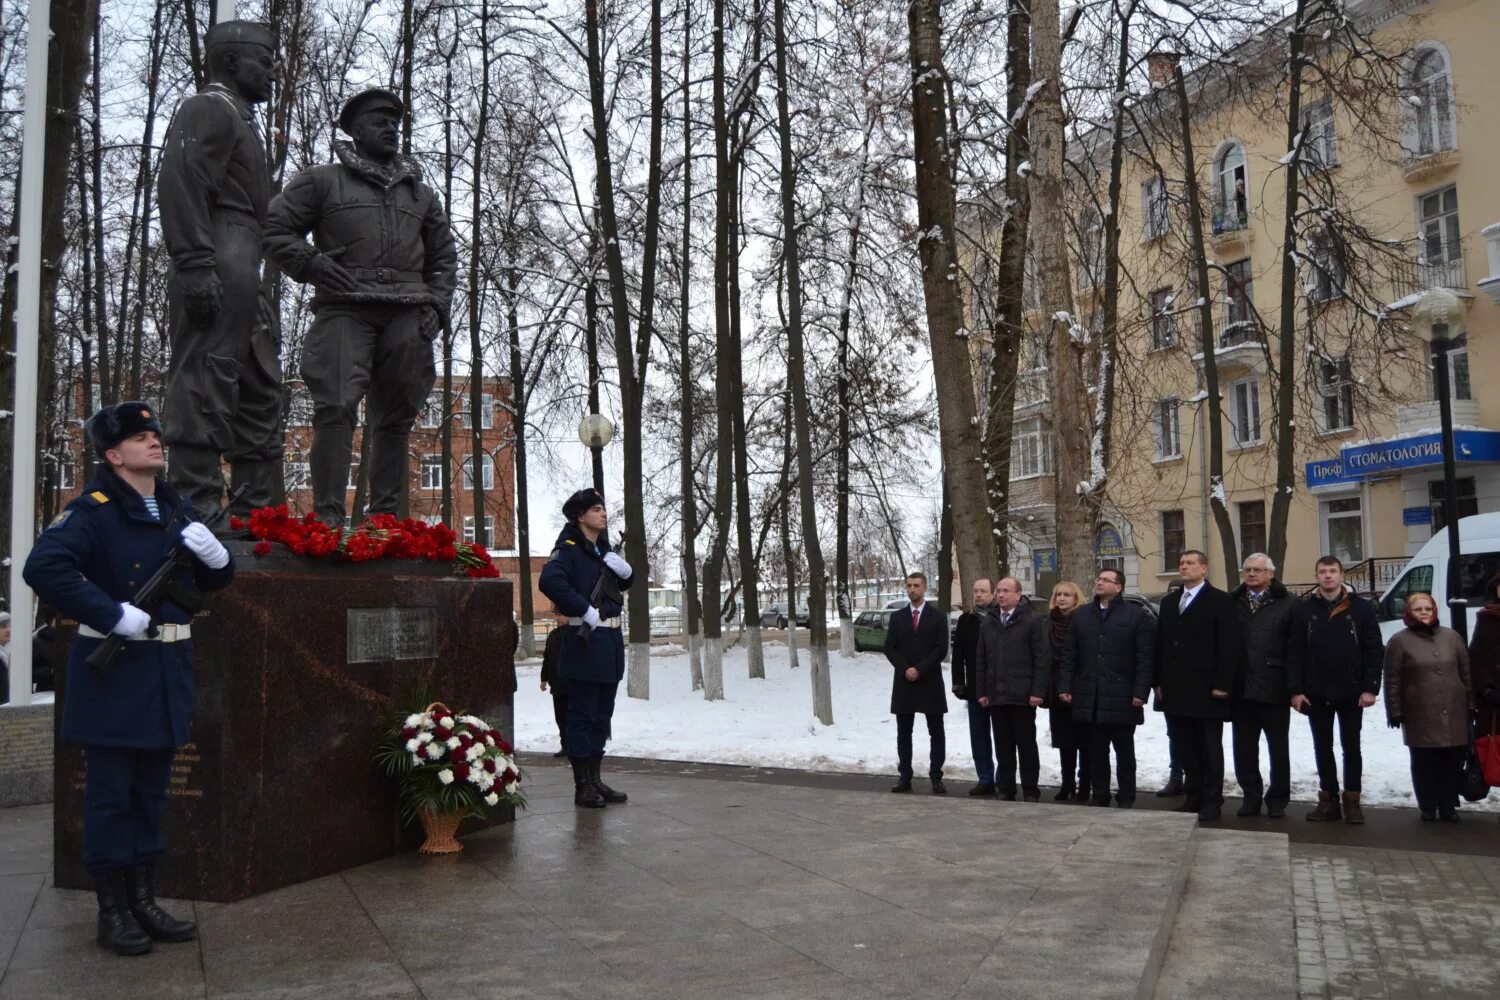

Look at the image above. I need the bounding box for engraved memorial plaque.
[347,607,438,663]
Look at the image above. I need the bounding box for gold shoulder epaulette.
[88,491,110,504]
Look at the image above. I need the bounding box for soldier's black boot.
[95,869,152,956]
[589,759,628,804]
[572,759,606,808]
[126,861,197,942]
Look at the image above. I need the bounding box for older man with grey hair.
[1227,552,1296,817]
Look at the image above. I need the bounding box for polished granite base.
[53,549,515,901]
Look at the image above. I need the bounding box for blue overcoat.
[537,523,634,683]
[22,468,235,748]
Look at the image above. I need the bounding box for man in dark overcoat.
[264,87,458,527]
[1059,568,1155,807]
[158,21,282,518]
[24,403,235,955]
[950,578,996,796]
[538,489,638,808]
[1154,549,1240,822]
[974,578,1049,801]
[1228,553,1296,818]
[885,571,949,794]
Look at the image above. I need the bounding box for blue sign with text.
[1403,506,1432,526]
[1306,429,1500,488]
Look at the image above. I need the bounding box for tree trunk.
[834,121,870,658]
[1173,63,1237,573]
[468,0,492,545]
[908,0,997,597]
[505,270,535,658]
[780,388,799,669]
[439,35,456,527]
[937,468,953,612]
[680,0,704,691]
[1032,0,1091,590]
[776,0,831,723]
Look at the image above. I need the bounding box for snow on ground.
[513,642,1498,812]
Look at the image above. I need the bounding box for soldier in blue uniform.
[538,489,638,808]
[23,402,235,956]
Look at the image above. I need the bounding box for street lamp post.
[1412,287,1468,641]
[577,413,615,496]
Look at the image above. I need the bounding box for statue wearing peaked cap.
[158,20,283,522]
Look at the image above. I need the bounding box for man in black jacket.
[951,578,997,796]
[885,572,950,794]
[1059,568,1155,807]
[1229,553,1296,818]
[1288,555,1384,824]
[1154,550,1240,822]
[975,579,1049,801]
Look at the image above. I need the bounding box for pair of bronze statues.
[158,21,457,527]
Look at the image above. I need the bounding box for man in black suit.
[1153,550,1240,822]
[885,571,950,793]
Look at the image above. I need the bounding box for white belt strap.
[567,617,622,629]
[78,623,192,643]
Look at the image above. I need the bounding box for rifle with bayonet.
[576,532,627,646]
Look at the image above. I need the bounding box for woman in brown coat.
[1384,593,1473,822]
[1046,582,1088,801]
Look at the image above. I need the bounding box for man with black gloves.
[975,578,1049,802]
[951,578,997,796]
[538,489,638,808]
[24,403,235,955]
[1288,555,1384,824]
[1228,553,1296,818]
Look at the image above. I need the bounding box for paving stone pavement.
[1291,842,1500,1000]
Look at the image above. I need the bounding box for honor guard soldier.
[23,403,235,956]
[539,489,638,808]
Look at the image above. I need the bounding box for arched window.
[1406,45,1456,156]
[1213,142,1248,234]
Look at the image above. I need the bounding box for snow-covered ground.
[512,641,1497,811]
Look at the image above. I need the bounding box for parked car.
[1375,511,1500,642]
[760,603,811,629]
[853,609,896,652]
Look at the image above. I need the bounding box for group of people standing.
[887,554,1500,824]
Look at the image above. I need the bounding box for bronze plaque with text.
[347,607,438,662]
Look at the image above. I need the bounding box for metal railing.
[1391,242,1468,301]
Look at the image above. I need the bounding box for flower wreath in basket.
[375,701,525,820]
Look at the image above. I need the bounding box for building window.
[1238,500,1267,559]
[1417,185,1462,289]
[1318,357,1354,431]
[1301,99,1339,170]
[419,392,447,429]
[53,453,76,491]
[462,455,495,491]
[1223,259,1255,342]
[1011,417,1053,479]
[462,515,495,545]
[1429,476,1478,534]
[1142,173,1169,239]
[1095,522,1125,574]
[1323,496,1364,564]
[1149,288,1176,350]
[1155,398,1181,459]
[1021,329,1049,372]
[347,463,360,490]
[1429,332,1472,401]
[1229,378,1261,446]
[459,394,495,430]
[1406,45,1456,157]
[285,452,311,493]
[1076,207,1103,288]
[1161,510,1186,572]
[1213,142,1248,234]
[287,387,315,427]
[1308,229,1345,303]
[419,454,443,491]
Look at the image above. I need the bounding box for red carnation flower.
[452,763,470,781]
[253,540,272,556]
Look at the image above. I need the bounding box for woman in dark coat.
[1468,572,1500,824]
[1046,583,1089,801]
[1384,593,1473,822]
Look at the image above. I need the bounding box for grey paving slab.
[0,874,43,971]
[0,806,50,878]
[762,907,992,997]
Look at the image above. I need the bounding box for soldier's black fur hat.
[562,489,606,522]
[86,401,162,459]
[339,88,404,134]
[204,20,274,53]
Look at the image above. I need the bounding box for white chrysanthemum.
[437,715,454,730]
[425,743,444,760]
[409,754,423,768]
[466,770,484,786]
[505,781,518,795]
[438,769,454,785]
[404,738,420,752]
[416,732,433,744]
[465,744,484,761]
[484,734,495,745]
[404,713,424,728]
[484,792,499,807]
[445,736,461,750]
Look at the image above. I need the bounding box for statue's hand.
[306,254,358,293]
[179,267,222,327]
[419,306,443,342]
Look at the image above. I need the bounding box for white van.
[1374,511,1500,642]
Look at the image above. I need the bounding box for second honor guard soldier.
[24,403,235,955]
[539,489,638,808]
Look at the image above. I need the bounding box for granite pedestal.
[52,547,516,901]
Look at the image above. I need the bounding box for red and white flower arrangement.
[375,702,524,819]
[234,506,499,578]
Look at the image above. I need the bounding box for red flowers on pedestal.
[230,506,500,578]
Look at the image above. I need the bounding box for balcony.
[1190,321,1266,375]
[1402,148,1460,184]
[1210,210,1252,256]
[1396,398,1480,435]
[1478,223,1500,306]
[1389,243,1470,307]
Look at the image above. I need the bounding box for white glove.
[113,603,151,637]
[603,552,631,578]
[182,521,230,569]
[582,607,602,630]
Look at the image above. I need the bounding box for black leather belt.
[349,267,425,283]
